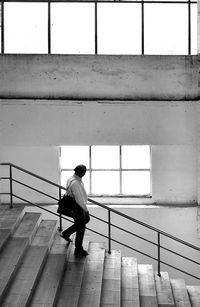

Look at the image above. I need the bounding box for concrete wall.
[0,54,199,205]
[0,100,197,146]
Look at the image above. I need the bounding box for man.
[61,164,90,256]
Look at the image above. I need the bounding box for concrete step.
[31,219,57,249]
[29,232,72,307]
[0,229,11,252]
[0,206,199,307]
[100,249,121,307]
[56,235,90,307]
[1,218,57,307]
[171,279,191,307]
[0,205,25,233]
[138,264,158,307]
[0,205,26,253]
[0,237,29,304]
[13,212,42,243]
[121,257,140,307]
[187,285,200,307]
[1,246,48,307]
[155,272,175,307]
[78,242,105,307]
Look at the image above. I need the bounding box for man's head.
[74,164,87,178]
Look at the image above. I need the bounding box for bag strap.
[66,179,77,195]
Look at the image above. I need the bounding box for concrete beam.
[0,55,198,100]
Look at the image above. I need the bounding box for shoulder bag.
[57,181,79,217]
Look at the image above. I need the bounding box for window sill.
[88,196,153,206]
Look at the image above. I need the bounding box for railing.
[0,162,199,281]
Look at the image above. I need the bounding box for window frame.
[60,145,152,197]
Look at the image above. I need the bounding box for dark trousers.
[62,210,88,250]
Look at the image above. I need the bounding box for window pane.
[60,146,89,169]
[122,171,150,195]
[0,3,1,53]
[145,0,185,2]
[191,4,197,54]
[144,4,188,55]
[98,3,141,55]
[61,170,89,193]
[4,3,48,53]
[51,3,95,54]
[91,146,119,169]
[122,146,150,169]
[92,171,119,194]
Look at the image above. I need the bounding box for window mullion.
[95,2,98,54]
[48,2,51,54]
[120,146,122,194]
[89,145,92,194]
[1,1,4,53]
[141,0,144,54]
[188,0,191,54]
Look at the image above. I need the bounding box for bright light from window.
[92,171,120,194]
[122,171,150,195]
[0,3,1,52]
[98,3,141,54]
[60,146,89,169]
[144,4,188,55]
[122,146,150,169]
[4,2,48,54]
[1,2,197,55]
[51,3,95,54]
[91,146,119,169]
[60,145,151,196]
[191,4,197,54]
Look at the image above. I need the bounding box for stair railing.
[0,162,199,281]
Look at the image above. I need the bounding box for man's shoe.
[61,234,72,243]
[74,248,88,256]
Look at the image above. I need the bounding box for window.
[60,145,151,196]
[0,0,197,55]
[144,4,188,55]
[4,3,48,54]
[51,3,95,54]
[97,3,141,55]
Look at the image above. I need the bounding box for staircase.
[0,204,199,307]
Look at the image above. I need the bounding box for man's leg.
[62,223,77,240]
[74,223,86,250]
[74,211,88,255]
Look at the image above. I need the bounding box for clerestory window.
[60,145,151,197]
[0,0,197,55]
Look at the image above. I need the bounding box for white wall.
[0,100,198,205]
[152,145,197,205]
[0,100,197,146]
[0,146,60,203]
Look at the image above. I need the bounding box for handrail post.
[58,187,62,231]
[9,165,13,208]
[157,232,161,276]
[108,210,111,254]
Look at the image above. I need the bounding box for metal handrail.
[0,162,199,280]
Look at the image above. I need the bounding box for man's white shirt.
[66,174,88,212]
